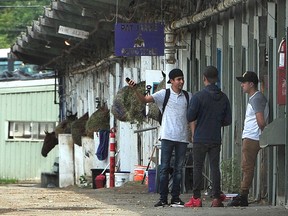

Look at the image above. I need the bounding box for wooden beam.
[51,1,96,18]
[14,43,59,59]
[12,45,52,65]
[32,20,83,41]
[44,7,98,28]
[39,16,93,32]
[27,26,65,46]
[18,35,63,56]
[73,0,132,8]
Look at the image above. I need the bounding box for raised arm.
[127,79,155,103]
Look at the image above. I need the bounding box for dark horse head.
[41,131,58,157]
[41,113,78,157]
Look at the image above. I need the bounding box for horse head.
[66,112,78,121]
[55,113,78,135]
[41,131,58,157]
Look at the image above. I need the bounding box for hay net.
[111,81,146,124]
[71,112,89,146]
[85,105,110,138]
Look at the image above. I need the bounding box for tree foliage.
[0,0,50,48]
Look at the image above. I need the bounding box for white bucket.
[106,172,130,188]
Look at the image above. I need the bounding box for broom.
[95,150,120,188]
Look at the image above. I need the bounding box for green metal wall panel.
[0,140,58,180]
[0,80,59,181]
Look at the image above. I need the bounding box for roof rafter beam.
[51,0,97,18]
[44,7,98,28]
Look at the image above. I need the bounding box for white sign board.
[58,25,89,39]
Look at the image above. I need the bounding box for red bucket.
[95,174,106,189]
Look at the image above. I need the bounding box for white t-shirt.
[242,91,269,140]
[152,88,192,143]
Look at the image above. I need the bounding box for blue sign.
[114,23,164,56]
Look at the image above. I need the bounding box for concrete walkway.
[0,182,287,216]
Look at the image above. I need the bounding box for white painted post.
[58,134,74,188]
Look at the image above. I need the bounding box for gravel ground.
[0,182,288,216]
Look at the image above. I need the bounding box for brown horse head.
[41,131,58,157]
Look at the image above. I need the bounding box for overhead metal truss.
[10,0,229,71]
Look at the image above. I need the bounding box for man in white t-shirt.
[228,71,269,207]
[127,69,192,207]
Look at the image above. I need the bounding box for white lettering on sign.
[58,26,89,39]
[121,47,158,56]
[120,23,158,32]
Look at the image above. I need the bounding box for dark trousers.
[192,143,221,199]
[159,139,187,201]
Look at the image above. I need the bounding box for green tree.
[0,0,50,48]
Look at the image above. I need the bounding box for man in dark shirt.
[185,66,232,207]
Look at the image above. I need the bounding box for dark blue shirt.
[187,84,232,144]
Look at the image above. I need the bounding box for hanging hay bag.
[71,112,89,146]
[86,106,110,138]
[111,86,129,122]
[112,81,146,123]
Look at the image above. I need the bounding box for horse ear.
[66,110,72,117]
[161,70,166,78]
[44,130,48,134]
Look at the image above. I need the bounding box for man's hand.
[126,77,136,87]
[124,77,154,103]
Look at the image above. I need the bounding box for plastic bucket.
[106,172,130,188]
[148,169,156,193]
[91,169,109,189]
[95,174,105,189]
[134,165,146,181]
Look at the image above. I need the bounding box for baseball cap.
[167,69,184,83]
[203,66,219,83]
[236,71,258,85]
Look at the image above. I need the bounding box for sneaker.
[154,200,168,207]
[227,194,248,207]
[170,198,185,207]
[211,198,224,207]
[184,197,202,207]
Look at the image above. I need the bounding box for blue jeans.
[192,143,221,199]
[159,139,188,201]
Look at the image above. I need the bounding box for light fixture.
[81,8,86,16]
[45,41,51,49]
[64,40,71,46]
